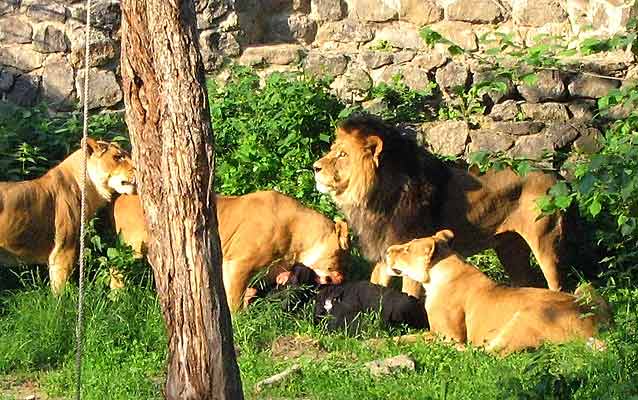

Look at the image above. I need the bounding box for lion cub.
[385,230,610,355]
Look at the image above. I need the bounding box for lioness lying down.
[385,230,610,355]
[313,114,568,296]
[112,191,349,311]
[0,138,136,294]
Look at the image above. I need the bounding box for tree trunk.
[119,1,243,399]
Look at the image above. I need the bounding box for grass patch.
[1,264,637,399]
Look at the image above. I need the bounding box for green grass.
[1,255,637,400]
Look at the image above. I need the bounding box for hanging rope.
[75,0,92,398]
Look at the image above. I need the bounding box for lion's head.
[385,230,455,284]
[312,125,382,206]
[86,138,137,199]
[313,114,451,263]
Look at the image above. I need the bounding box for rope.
[75,0,92,398]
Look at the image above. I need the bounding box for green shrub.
[208,66,345,215]
[0,103,127,181]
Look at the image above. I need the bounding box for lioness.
[0,138,136,294]
[313,114,567,296]
[385,231,609,355]
[112,191,349,311]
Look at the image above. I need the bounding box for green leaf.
[535,195,552,212]
[554,195,573,209]
[521,73,539,86]
[621,222,635,236]
[448,45,465,56]
[515,161,532,176]
[589,199,602,217]
[549,181,570,197]
[419,27,444,47]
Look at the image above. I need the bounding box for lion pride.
[0,138,136,294]
[313,114,567,296]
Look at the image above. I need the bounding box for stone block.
[42,54,75,109]
[358,51,393,69]
[0,45,46,71]
[468,129,514,154]
[491,120,545,136]
[447,0,503,24]
[512,0,567,27]
[33,24,68,53]
[568,73,620,99]
[490,100,519,121]
[303,51,348,77]
[331,66,372,101]
[349,0,397,22]
[265,13,317,45]
[0,16,32,44]
[429,21,477,51]
[25,0,67,23]
[424,120,469,156]
[399,0,443,26]
[509,133,553,159]
[435,61,469,92]
[75,67,122,109]
[371,21,425,50]
[315,19,374,43]
[517,69,565,103]
[7,73,41,106]
[310,0,344,21]
[240,44,304,66]
[520,102,569,122]
[69,28,116,67]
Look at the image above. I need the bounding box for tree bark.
[119,1,243,399]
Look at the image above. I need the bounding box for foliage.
[208,66,344,215]
[368,74,437,123]
[420,24,637,85]
[468,150,549,177]
[0,103,126,181]
[437,80,508,124]
[536,85,638,278]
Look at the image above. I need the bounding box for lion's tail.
[574,282,612,329]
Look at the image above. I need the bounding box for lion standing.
[313,114,566,296]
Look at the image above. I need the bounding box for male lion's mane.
[338,114,452,263]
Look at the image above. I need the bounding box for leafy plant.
[369,74,436,123]
[469,150,544,177]
[208,66,345,215]
[0,103,126,182]
[438,79,509,124]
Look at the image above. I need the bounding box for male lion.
[0,138,136,294]
[313,114,566,296]
[112,190,349,312]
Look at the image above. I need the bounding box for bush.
[0,103,127,181]
[208,66,345,216]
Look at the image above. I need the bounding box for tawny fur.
[313,114,567,295]
[0,139,136,294]
[385,231,610,355]
[112,190,349,312]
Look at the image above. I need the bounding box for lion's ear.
[365,135,383,167]
[434,229,454,245]
[85,137,107,156]
[334,218,350,250]
[422,237,437,268]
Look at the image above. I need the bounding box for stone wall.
[1,0,637,159]
[0,0,121,109]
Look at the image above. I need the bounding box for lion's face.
[299,219,350,285]
[313,129,383,205]
[86,138,137,199]
[385,238,434,283]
